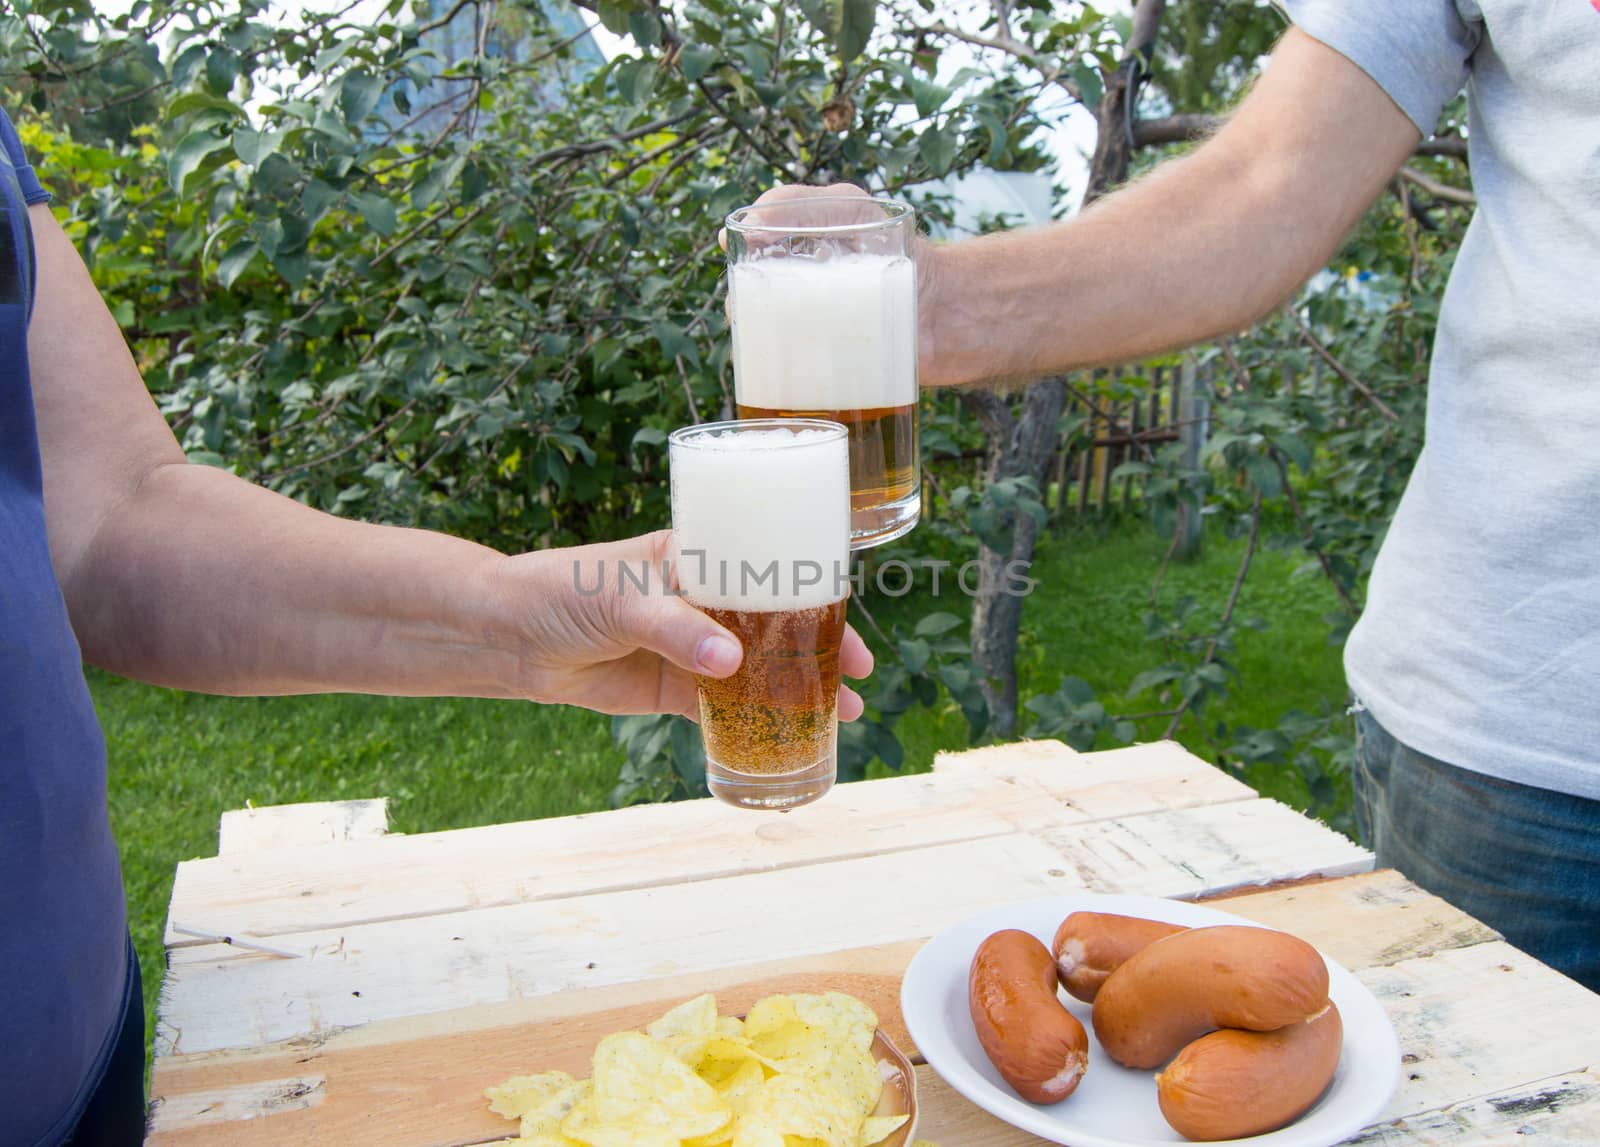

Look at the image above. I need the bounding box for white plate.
[901,893,1400,1146]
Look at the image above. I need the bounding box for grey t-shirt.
[1279,0,1600,799]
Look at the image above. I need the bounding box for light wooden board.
[164,742,1254,949]
[158,793,1372,1056]
[1344,1069,1600,1145]
[157,833,1087,1055]
[217,798,390,855]
[149,870,1600,1146]
[1035,797,1372,898]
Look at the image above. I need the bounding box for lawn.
[95,514,1351,1069]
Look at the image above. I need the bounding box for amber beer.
[668,419,852,811]
[725,198,921,548]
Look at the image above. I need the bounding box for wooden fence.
[1047,357,1209,524]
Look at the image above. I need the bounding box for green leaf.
[898,638,932,675]
[341,70,385,126]
[232,126,279,168]
[837,0,877,62]
[795,0,837,38]
[1071,59,1104,108]
[678,44,716,82]
[301,178,340,223]
[631,426,667,448]
[1127,665,1184,697]
[597,0,634,36]
[613,56,656,105]
[918,124,957,176]
[272,249,310,288]
[205,47,239,96]
[168,130,233,195]
[412,155,463,209]
[909,77,950,119]
[216,239,259,288]
[348,190,397,235]
[914,611,964,638]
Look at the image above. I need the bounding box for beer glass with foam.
[669,419,852,810]
[724,197,919,548]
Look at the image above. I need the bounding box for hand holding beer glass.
[669,419,852,811]
[724,196,920,548]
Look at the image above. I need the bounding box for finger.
[612,580,745,680]
[840,624,874,679]
[838,684,865,722]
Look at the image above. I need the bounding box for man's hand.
[730,29,1421,388]
[495,529,873,721]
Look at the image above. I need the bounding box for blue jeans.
[1354,709,1600,993]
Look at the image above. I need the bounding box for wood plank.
[157,833,1091,1055]
[914,1064,1047,1144]
[1203,868,1501,971]
[932,740,1258,815]
[166,742,1253,948]
[217,799,390,855]
[1356,940,1600,1122]
[146,1076,327,1137]
[1035,797,1372,898]
[1345,1069,1600,1145]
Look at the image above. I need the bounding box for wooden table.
[147,740,1600,1144]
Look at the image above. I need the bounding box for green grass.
[95,514,1352,1074]
[861,516,1353,809]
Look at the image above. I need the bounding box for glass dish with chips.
[485,990,919,1146]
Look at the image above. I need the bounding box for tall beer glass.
[724,197,920,549]
[669,418,851,811]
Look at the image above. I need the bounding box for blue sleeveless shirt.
[0,107,131,1146]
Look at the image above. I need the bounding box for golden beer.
[694,601,848,783]
[735,403,918,510]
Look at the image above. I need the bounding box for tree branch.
[1288,308,1402,422]
[1399,164,1476,206]
[1160,490,1260,741]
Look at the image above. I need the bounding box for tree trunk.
[963,0,1168,737]
[964,382,1066,737]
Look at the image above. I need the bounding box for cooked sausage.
[969,929,1090,1104]
[1052,912,1189,1002]
[1157,1002,1344,1140]
[1091,925,1330,1069]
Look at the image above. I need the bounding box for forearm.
[921,30,1420,387]
[66,461,530,698]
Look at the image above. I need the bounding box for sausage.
[1156,1001,1344,1140]
[968,929,1089,1104]
[1052,912,1189,1002]
[1091,925,1330,1069]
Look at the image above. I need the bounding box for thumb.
[618,585,745,679]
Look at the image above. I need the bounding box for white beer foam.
[729,253,917,413]
[670,426,851,611]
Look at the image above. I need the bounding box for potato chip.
[791,993,878,1053]
[858,1115,909,1145]
[484,1071,577,1121]
[648,992,720,1041]
[579,1031,731,1139]
[742,1074,860,1147]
